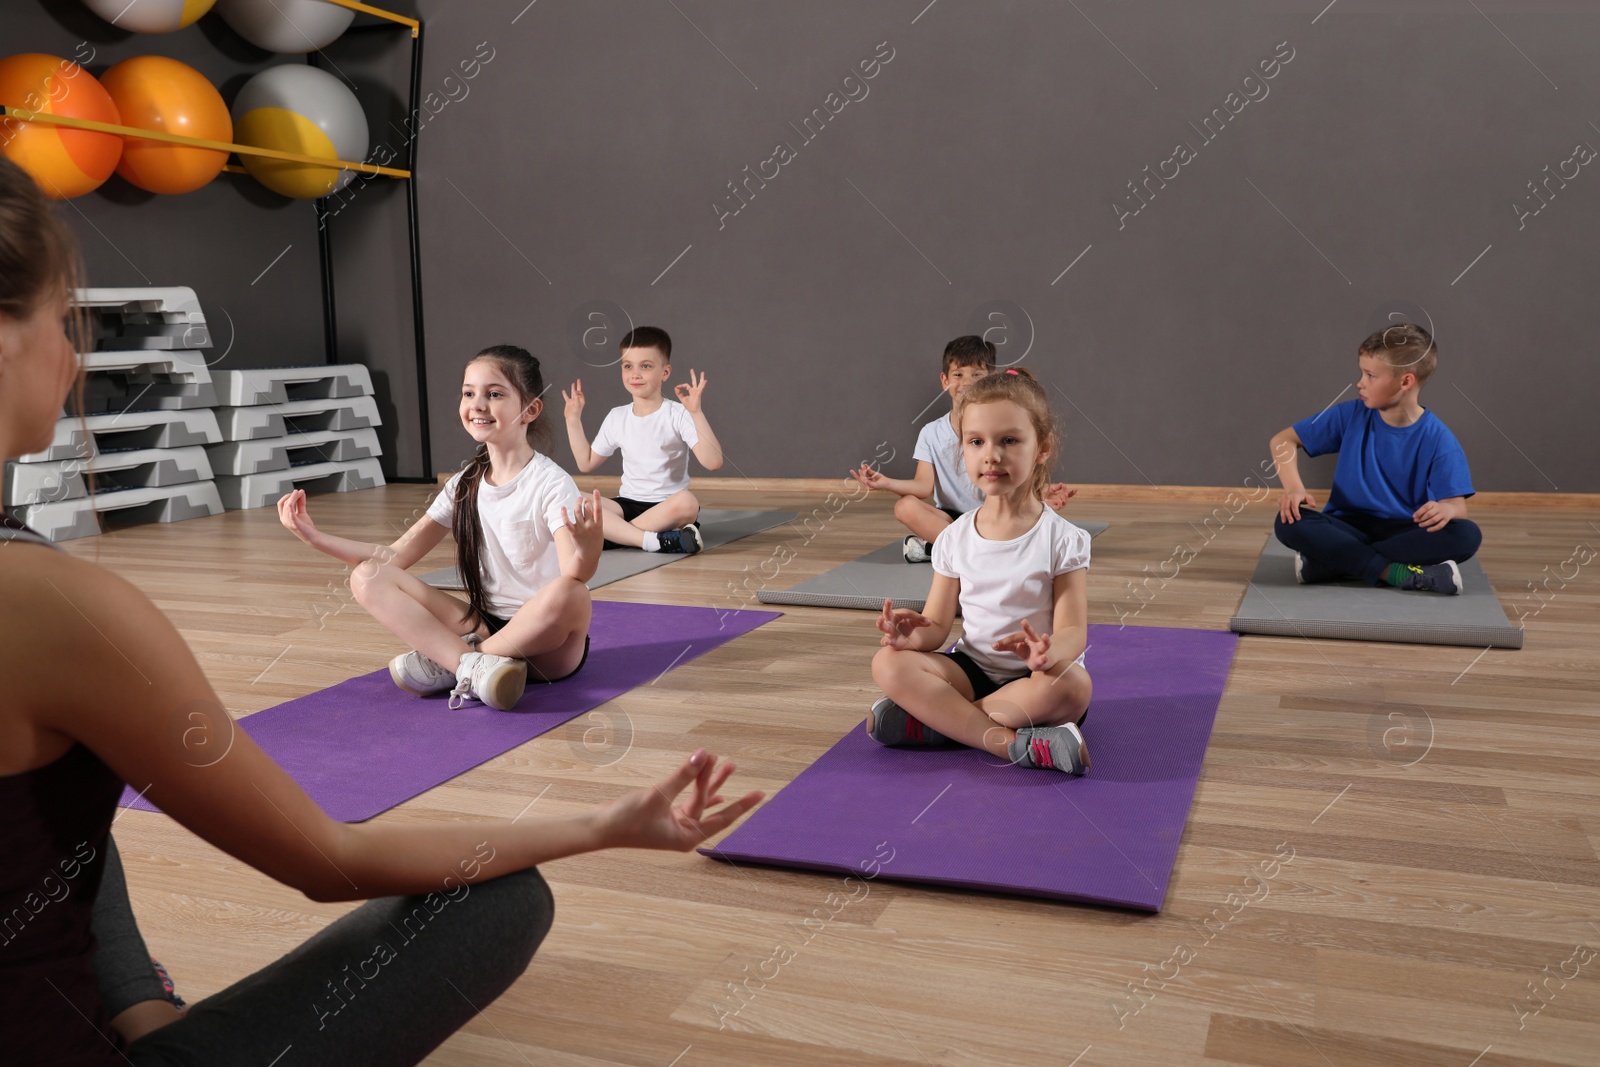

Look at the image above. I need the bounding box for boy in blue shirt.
[1269,323,1480,595]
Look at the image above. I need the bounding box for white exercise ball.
[216,0,356,53]
[232,64,368,198]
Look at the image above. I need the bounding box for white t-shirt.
[914,414,983,514]
[426,452,580,618]
[932,507,1091,682]
[590,400,700,502]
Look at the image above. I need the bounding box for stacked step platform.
[4,287,225,541]
[2,287,386,540]
[210,366,384,509]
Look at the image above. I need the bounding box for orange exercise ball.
[0,54,122,199]
[101,56,231,194]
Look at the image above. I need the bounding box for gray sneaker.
[1008,723,1090,776]
[867,696,955,748]
[1396,561,1462,595]
[449,650,528,711]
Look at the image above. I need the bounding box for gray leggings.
[93,837,555,1066]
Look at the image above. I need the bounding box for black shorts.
[612,496,661,522]
[938,648,1009,700]
[938,506,964,523]
[477,616,590,685]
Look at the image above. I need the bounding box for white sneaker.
[389,634,480,696]
[390,650,454,695]
[1294,553,1306,584]
[902,534,932,564]
[449,650,528,711]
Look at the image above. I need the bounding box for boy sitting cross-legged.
[1269,322,1481,595]
[851,335,1075,563]
[563,326,724,553]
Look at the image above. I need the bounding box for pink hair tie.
[1005,368,1019,375]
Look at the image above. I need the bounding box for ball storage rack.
[0,0,433,480]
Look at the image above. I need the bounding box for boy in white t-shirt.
[562,326,725,553]
[851,336,1076,562]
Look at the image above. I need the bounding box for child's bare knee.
[871,645,903,683]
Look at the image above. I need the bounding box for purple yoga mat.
[119,602,779,822]
[701,624,1238,911]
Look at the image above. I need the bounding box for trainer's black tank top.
[0,515,127,1063]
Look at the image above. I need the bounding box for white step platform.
[21,409,223,462]
[215,458,385,510]
[5,446,213,505]
[215,395,381,442]
[206,428,382,476]
[77,349,217,413]
[14,481,224,542]
[213,365,373,407]
[77,286,210,350]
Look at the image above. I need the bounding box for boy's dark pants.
[1274,508,1482,585]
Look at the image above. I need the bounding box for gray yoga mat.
[756,520,1110,612]
[419,508,797,592]
[1228,537,1523,649]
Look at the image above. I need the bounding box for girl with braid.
[279,345,603,710]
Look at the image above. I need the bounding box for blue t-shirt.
[1293,399,1474,520]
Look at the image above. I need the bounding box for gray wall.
[14,1,1599,492]
[408,0,1598,492]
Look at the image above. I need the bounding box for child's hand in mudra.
[1043,483,1078,510]
[848,462,889,491]
[276,489,321,546]
[877,597,931,650]
[561,379,585,420]
[561,490,605,558]
[993,619,1052,673]
[673,369,709,414]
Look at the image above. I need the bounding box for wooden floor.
[88,480,1600,1067]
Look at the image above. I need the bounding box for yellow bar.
[323,0,420,36]
[0,106,411,179]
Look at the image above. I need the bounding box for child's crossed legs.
[599,489,700,549]
[870,645,1092,759]
[893,495,958,546]
[351,562,591,682]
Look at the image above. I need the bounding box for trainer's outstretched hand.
[848,462,889,491]
[600,749,763,851]
[877,597,932,650]
[1043,483,1079,510]
[674,369,709,414]
[1279,488,1316,524]
[993,619,1052,673]
[562,379,585,421]
[276,489,320,546]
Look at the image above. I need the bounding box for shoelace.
[1029,736,1056,769]
[449,656,476,710]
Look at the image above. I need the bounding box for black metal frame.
[308,15,432,482]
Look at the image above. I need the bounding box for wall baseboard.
[433,472,1597,509]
